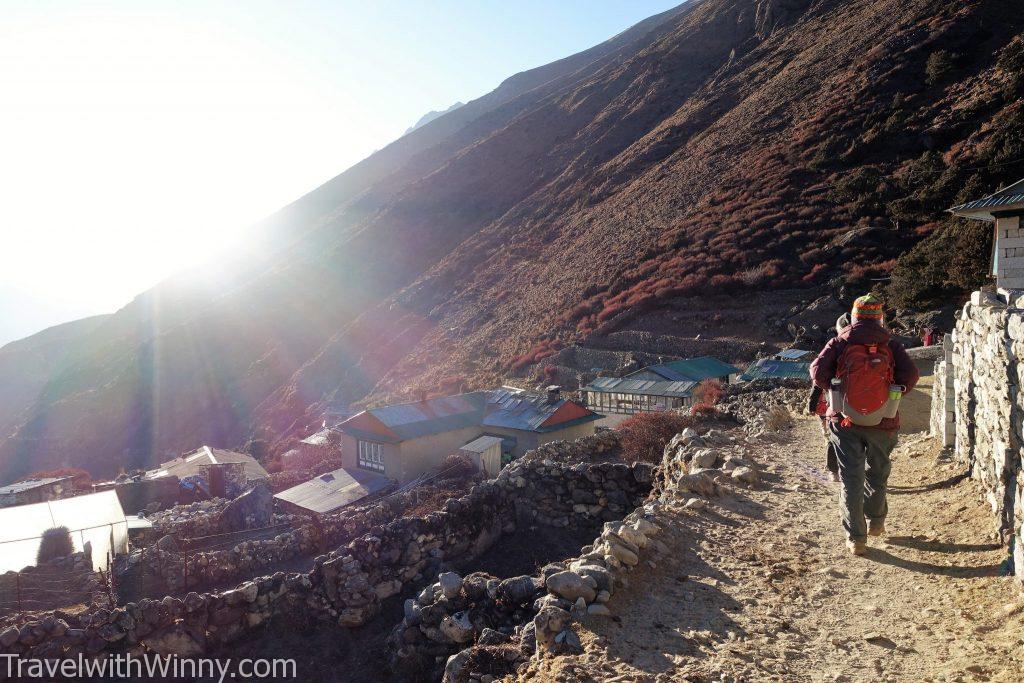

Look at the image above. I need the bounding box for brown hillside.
[1,0,1021,479]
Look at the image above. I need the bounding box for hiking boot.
[846,539,866,556]
[868,518,886,537]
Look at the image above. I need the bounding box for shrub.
[618,412,694,464]
[37,526,74,564]
[925,50,956,86]
[693,379,724,408]
[690,404,720,418]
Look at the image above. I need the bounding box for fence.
[0,563,112,614]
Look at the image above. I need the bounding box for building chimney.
[546,385,562,404]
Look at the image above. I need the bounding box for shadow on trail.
[864,546,1002,578]
[889,471,969,495]
[885,535,1001,554]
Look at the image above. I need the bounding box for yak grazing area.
[0,0,1022,480]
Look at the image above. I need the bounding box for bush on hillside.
[618,412,695,464]
[885,218,992,310]
[925,50,957,86]
[37,526,74,565]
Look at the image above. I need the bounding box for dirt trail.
[517,398,1024,680]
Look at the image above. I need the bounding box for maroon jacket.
[809,320,919,430]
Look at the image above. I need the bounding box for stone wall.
[929,337,955,447]
[950,290,1024,578]
[5,437,652,664]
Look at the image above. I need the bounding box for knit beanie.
[851,294,884,321]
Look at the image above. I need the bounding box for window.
[358,440,385,473]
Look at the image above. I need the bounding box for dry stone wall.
[950,290,1024,579]
[2,437,652,666]
[929,338,955,448]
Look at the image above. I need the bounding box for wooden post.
[15,572,22,611]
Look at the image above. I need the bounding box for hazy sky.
[0,0,681,347]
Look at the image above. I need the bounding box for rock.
[571,597,587,618]
[375,579,403,600]
[440,611,474,644]
[0,627,18,648]
[604,541,639,566]
[595,590,611,603]
[684,498,707,511]
[403,599,422,626]
[676,472,718,497]
[556,628,583,654]
[692,449,718,469]
[546,571,597,603]
[731,467,759,485]
[240,581,258,603]
[142,624,204,657]
[478,628,511,646]
[155,535,178,552]
[587,603,611,616]
[438,572,463,600]
[442,649,472,683]
[498,575,541,605]
[534,606,571,655]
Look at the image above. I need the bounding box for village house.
[0,476,74,509]
[626,356,741,384]
[951,177,1024,290]
[580,377,696,415]
[145,446,269,497]
[334,387,601,484]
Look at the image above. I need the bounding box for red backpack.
[835,343,894,415]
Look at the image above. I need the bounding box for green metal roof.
[631,356,740,382]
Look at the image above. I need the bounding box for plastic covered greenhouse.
[0,490,128,572]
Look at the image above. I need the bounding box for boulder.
[497,575,541,605]
[692,449,718,469]
[142,624,204,657]
[731,467,759,485]
[546,571,597,603]
[440,611,474,644]
[438,572,462,600]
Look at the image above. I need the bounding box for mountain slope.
[404,103,465,136]
[2,0,1022,480]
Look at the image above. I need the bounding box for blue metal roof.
[774,349,812,360]
[343,388,600,441]
[630,356,740,382]
[366,393,485,440]
[739,359,811,382]
[583,376,696,398]
[951,177,1024,219]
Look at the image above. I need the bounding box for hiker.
[806,314,851,481]
[809,294,919,555]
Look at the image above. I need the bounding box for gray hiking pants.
[827,422,898,543]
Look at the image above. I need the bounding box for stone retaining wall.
[950,290,1024,579]
[2,438,652,665]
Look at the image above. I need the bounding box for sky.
[0,0,682,347]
